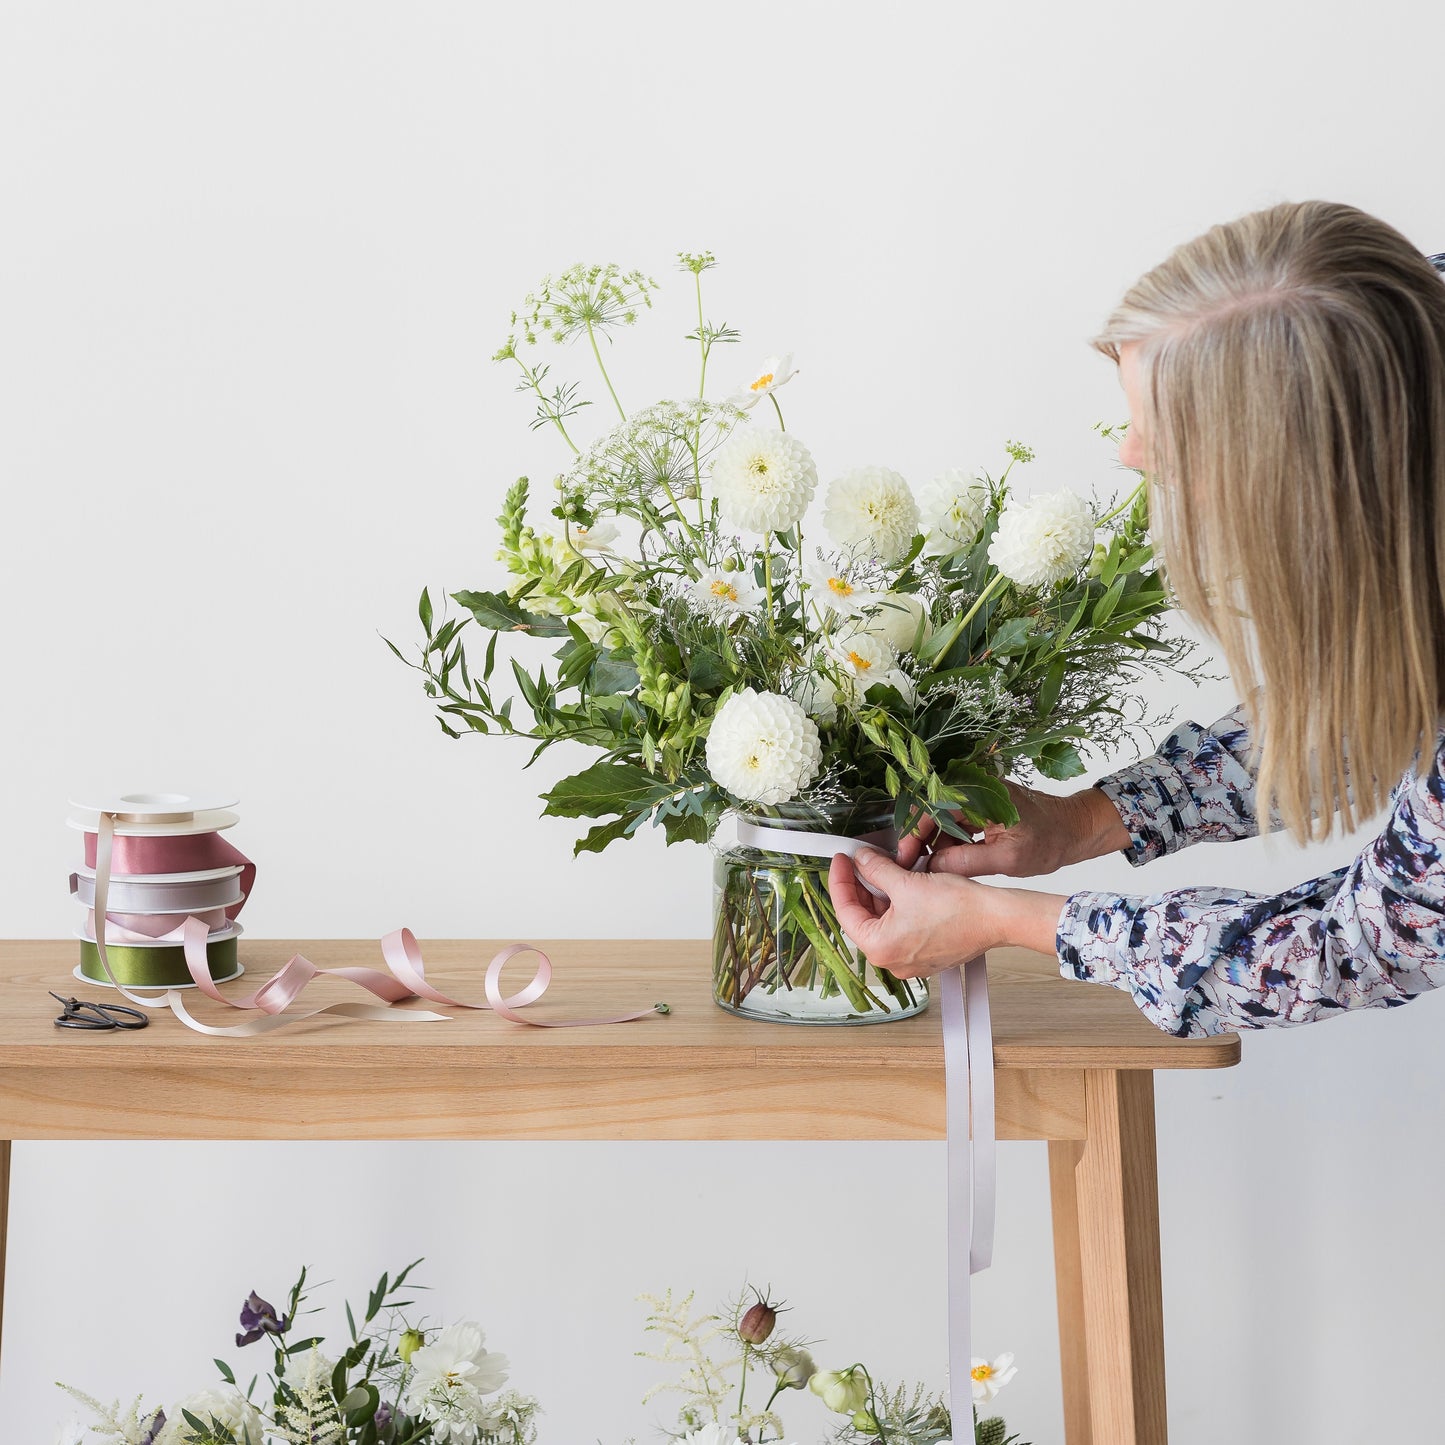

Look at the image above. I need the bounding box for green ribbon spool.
[78,933,240,989]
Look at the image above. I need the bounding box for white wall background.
[2,2,1442,1440]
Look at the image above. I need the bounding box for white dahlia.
[156,1388,263,1445]
[987,489,1094,587]
[710,425,818,534]
[919,468,991,556]
[692,567,764,617]
[822,466,920,562]
[804,557,879,619]
[861,591,931,653]
[706,688,823,804]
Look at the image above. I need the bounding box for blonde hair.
[1094,200,1445,842]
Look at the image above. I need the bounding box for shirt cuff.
[1095,752,1204,866]
[1055,888,1135,991]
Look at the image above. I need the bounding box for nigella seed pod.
[738,1301,777,1344]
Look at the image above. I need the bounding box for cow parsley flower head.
[918,468,991,556]
[711,426,819,534]
[155,1388,263,1445]
[401,1323,510,1445]
[823,466,920,562]
[692,567,764,617]
[987,490,1094,587]
[706,689,823,804]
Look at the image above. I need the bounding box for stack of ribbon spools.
[68,792,253,988]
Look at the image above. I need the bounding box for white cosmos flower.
[988,490,1094,587]
[156,1388,263,1445]
[970,1351,1018,1402]
[827,629,916,705]
[823,466,920,562]
[706,688,822,804]
[919,468,991,556]
[861,592,931,654]
[729,353,798,410]
[692,567,764,617]
[804,558,879,619]
[711,425,818,533]
[402,1323,509,1445]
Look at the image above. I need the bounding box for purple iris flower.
[373,1401,395,1431]
[236,1289,292,1346]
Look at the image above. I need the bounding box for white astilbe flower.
[705,689,822,804]
[729,353,798,410]
[711,426,818,533]
[861,592,931,654]
[823,466,920,562]
[970,1351,1018,1402]
[402,1323,510,1445]
[155,1387,263,1445]
[691,567,764,617]
[804,557,879,619]
[918,468,991,556]
[273,1347,343,1445]
[988,489,1094,587]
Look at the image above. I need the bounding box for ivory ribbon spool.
[76,929,243,988]
[71,866,245,914]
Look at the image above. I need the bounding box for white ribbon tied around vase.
[730,817,996,1433]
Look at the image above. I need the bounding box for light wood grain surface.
[0,939,1237,1141]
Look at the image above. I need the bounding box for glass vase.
[711,800,930,1024]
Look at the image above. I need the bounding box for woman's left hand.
[827,846,1067,977]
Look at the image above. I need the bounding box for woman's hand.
[828,847,1067,979]
[895,781,1131,878]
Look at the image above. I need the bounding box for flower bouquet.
[57,1263,536,1445]
[397,254,1194,1022]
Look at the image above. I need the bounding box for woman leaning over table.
[829,202,1445,1038]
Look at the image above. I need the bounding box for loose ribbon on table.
[83,829,256,924]
[733,816,994,1435]
[86,812,664,1038]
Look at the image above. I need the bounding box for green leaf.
[940,759,1016,826]
[1037,657,1066,716]
[1092,575,1127,627]
[987,616,1032,655]
[213,1358,235,1384]
[660,809,710,845]
[451,589,569,637]
[341,1383,381,1429]
[592,651,641,694]
[1034,739,1086,779]
[573,815,639,855]
[543,760,669,819]
[418,586,434,635]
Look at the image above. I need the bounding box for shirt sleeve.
[1057,734,1445,1037]
[1095,706,1264,865]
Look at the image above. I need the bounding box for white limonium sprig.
[705,688,823,804]
[823,465,921,563]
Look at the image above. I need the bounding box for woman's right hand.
[895,781,1131,879]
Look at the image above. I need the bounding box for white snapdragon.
[706,689,823,804]
[987,490,1093,587]
[822,466,920,563]
[918,468,991,556]
[729,353,798,410]
[711,426,818,533]
[691,567,764,617]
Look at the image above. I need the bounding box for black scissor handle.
[50,992,150,1030]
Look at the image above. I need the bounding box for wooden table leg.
[0,1139,9,1368]
[1050,1137,1093,1445]
[1072,1069,1168,1445]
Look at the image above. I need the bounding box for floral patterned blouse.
[1055,707,1445,1037]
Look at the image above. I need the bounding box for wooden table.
[0,938,1238,1444]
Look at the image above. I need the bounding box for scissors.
[50,992,149,1031]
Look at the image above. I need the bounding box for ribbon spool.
[67,791,251,989]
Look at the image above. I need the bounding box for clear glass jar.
[712,799,930,1024]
